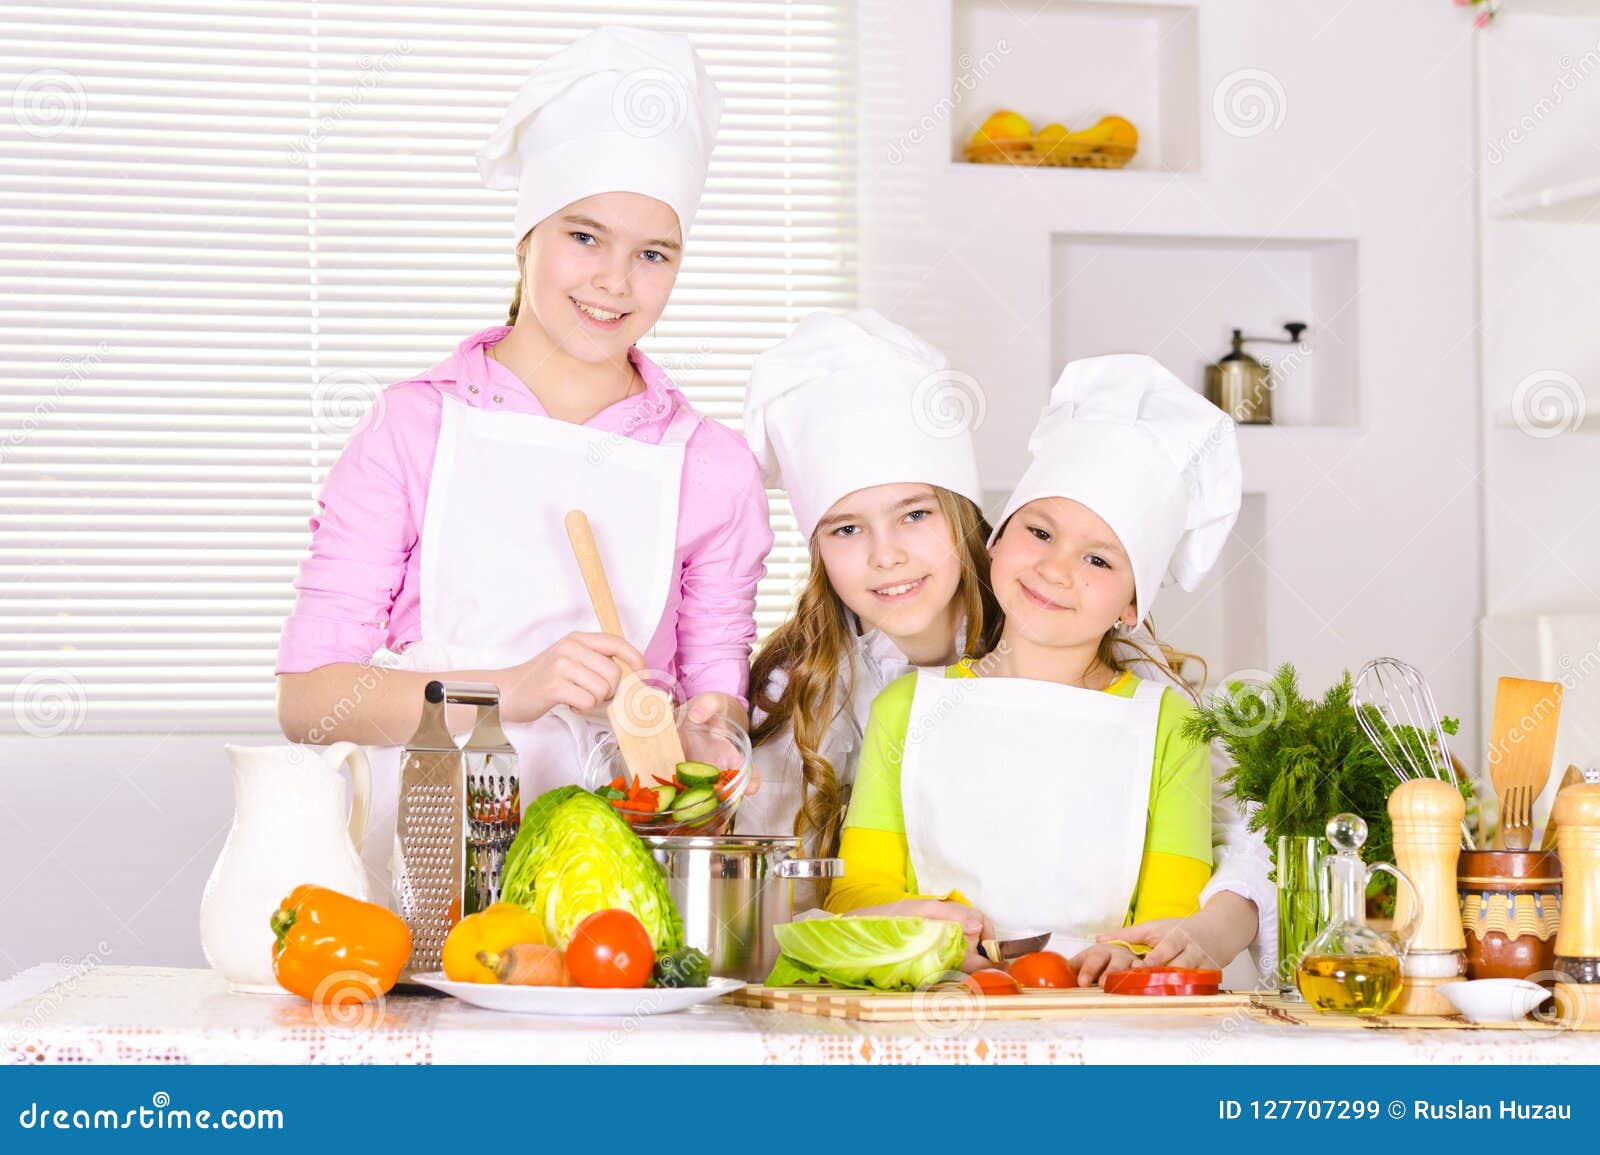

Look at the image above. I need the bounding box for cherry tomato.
[564,909,654,988]
[1007,950,1077,989]
[962,968,1022,996]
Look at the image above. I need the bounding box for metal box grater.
[394,680,464,977]
[394,680,523,977]
[462,698,519,913]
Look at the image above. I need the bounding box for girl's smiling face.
[814,483,964,649]
[988,497,1138,648]
[517,191,682,362]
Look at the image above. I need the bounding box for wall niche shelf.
[949,0,1200,173]
[1049,232,1360,428]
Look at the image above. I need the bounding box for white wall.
[1475,5,1600,820]
[856,0,1483,742]
[1,0,1489,974]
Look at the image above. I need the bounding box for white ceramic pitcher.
[200,743,371,993]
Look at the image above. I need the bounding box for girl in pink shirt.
[276,29,770,898]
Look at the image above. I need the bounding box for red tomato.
[1103,966,1222,996]
[962,968,1022,996]
[1007,951,1077,989]
[565,910,654,988]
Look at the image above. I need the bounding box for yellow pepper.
[441,901,547,984]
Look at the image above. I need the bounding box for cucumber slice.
[653,784,678,813]
[672,785,718,822]
[675,760,722,788]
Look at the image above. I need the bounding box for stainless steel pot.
[644,834,842,982]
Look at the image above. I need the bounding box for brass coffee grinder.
[1205,322,1308,425]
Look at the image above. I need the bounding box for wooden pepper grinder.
[1553,782,1600,1026]
[1388,778,1468,1015]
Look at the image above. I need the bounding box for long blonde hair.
[749,489,1000,868]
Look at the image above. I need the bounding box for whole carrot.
[476,943,571,986]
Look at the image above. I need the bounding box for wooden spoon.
[564,510,687,786]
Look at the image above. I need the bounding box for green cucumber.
[675,760,721,788]
[671,785,718,822]
[653,784,678,813]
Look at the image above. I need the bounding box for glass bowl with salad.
[582,707,753,835]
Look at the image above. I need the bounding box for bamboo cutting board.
[1250,993,1600,1031]
[728,984,1251,1021]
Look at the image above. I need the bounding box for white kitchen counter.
[5,965,1600,1065]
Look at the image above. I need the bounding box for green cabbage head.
[767,917,966,991]
[500,786,683,952]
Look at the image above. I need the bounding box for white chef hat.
[744,310,984,541]
[992,354,1242,622]
[477,27,723,243]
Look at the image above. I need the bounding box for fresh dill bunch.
[1183,663,1468,882]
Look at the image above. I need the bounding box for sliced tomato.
[962,968,1022,996]
[1007,950,1077,989]
[1103,966,1222,996]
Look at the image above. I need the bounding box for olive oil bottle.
[1293,814,1420,1016]
[1296,954,1402,1015]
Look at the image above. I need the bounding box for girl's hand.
[846,899,995,972]
[679,692,759,794]
[1105,892,1258,970]
[1070,941,1139,987]
[498,632,648,724]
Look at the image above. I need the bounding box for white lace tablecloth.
[4,966,1600,1065]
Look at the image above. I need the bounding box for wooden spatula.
[1540,764,1586,851]
[1487,677,1563,849]
[564,510,686,785]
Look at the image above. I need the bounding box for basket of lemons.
[963,109,1138,168]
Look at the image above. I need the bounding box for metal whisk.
[1354,657,1476,849]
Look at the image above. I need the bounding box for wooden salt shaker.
[1388,778,1468,1015]
[1553,782,1600,1026]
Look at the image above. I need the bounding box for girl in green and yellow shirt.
[824,354,1243,986]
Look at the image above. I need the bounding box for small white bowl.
[1437,978,1550,1023]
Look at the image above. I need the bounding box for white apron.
[901,668,1165,958]
[360,391,699,905]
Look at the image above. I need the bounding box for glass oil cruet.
[1295,813,1422,1016]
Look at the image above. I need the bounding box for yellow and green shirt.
[825,664,1214,930]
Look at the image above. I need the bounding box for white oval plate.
[411,972,743,1016]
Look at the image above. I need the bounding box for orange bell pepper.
[270,884,412,1004]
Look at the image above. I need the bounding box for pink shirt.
[276,326,772,705]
